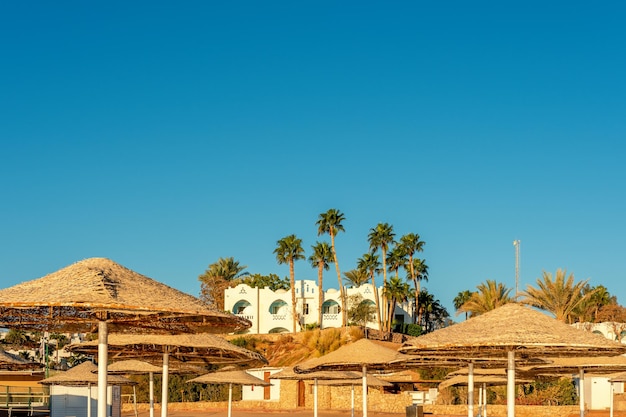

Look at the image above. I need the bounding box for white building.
[224,280,413,334]
[571,321,626,410]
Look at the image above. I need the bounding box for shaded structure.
[0,258,251,417]
[294,338,412,417]
[67,333,267,417]
[399,303,626,417]
[187,367,270,417]
[107,360,163,417]
[0,349,42,371]
[524,356,626,417]
[40,361,135,417]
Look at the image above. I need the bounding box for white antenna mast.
[513,240,520,299]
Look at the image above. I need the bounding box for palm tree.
[398,233,425,323]
[522,269,596,323]
[198,257,249,309]
[386,246,406,279]
[368,223,396,330]
[309,241,334,327]
[316,208,347,326]
[417,290,450,332]
[357,253,383,332]
[343,269,370,288]
[404,258,429,324]
[457,280,513,317]
[453,290,473,320]
[383,276,410,332]
[274,234,305,333]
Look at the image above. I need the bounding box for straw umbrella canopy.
[294,338,413,417]
[41,361,135,386]
[524,356,626,417]
[187,366,270,417]
[273,366,372,417]
[107,360,163,417]
[0,258,251,417]
[67,332,267,417]
[399,303,626,417]
[0,348,42,371]
[318,375,392,417]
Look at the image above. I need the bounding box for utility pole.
[513,240,520,299]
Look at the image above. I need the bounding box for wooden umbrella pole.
[133,385,138,417]
[98,320,108,417]
[351,384,355,417]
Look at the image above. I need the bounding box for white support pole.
[579,369,585,417]
[351,384,355,417]
[133,385,138,417]
[507,350,515,417]
[149,372,154,417]
[161,350,169,417]
[227,383,233,417]
[87,383,92,417]
[610,382,614,417]
[98,321,108,417]
[468,361,474,417]
[313,378,318,417]
[362,365,368,417]
[483,383,488,417]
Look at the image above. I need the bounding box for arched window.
[269,327,290,334]
[269,300,288,315]
[322,300,340,314]
[233,300,252,314]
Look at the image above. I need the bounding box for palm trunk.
[290,260,297,333]
[371,273,383,332]
[388,298,397,332]
[331,232,346,327]
[381,245,388,332]
[318,263,324,328]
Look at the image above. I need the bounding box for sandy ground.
[121,408,626,417]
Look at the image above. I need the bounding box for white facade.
[572,322,626,410]
[224,280,413,334]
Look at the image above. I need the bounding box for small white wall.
[241,368,282,401]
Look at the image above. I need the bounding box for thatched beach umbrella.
[67,332,267,417]
[41,361,135,417]
[0,258,250,417]
[399,303,626,417]
[187,366,270,417]
[525,356,626,417]
[294,338,412,417]
[0,348,42,371]
[317,375,392,417]
[107,360,163,417]
[273,367,365,417]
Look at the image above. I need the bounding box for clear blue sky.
[2,1,625,319]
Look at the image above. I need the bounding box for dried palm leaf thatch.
[316,375,392,387]
[272,367,363,380]
[107,359,162,374]
[66,333,267,367]
[439,374,533,390]
[0,258,250,334]
[400,303,626,358]
[188,369,270,386]
[0,348,42,370]
[294,338,411,373]
[610,371,626,382]
[525,355,626,376]
[40,361,135,386]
